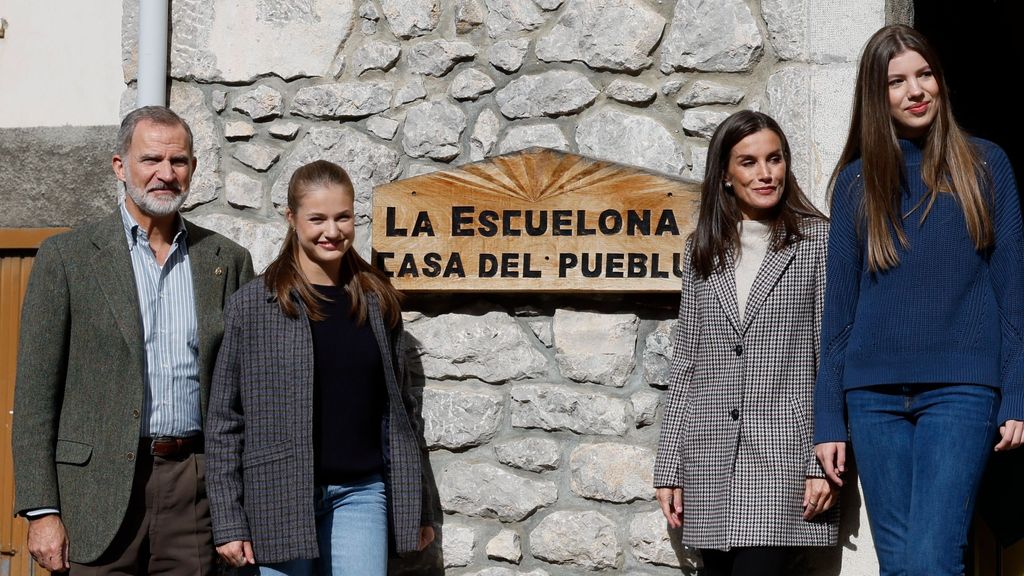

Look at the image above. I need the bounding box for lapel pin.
[214,266,224,276]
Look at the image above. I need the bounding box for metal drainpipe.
[136,0,169,107]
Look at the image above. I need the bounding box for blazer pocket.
[242,440,293,469]
[55,439,93,466]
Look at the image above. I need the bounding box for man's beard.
[125,174,190,217]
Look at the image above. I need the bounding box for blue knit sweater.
[814,138,1024,443]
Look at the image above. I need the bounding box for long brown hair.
[691,110,825,279]
[263,160,403,327]
[832,24,991,272]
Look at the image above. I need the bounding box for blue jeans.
[259,474,388,576]
[847,384,998,576]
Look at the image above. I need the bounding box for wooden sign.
[371,148,701,292]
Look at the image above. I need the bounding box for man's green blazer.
[11,209,255,563]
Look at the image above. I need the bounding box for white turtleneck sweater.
[736,220,771,322]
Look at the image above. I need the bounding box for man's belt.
[145,435,204,457]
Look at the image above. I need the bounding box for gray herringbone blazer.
[654,218,838,549]
[12,209,254,563]
[206,279,430,563]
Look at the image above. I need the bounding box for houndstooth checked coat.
[653,218,838,549]
[206,279,431,563]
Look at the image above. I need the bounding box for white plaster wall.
[0,0,123,127]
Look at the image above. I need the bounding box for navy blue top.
[815,138,1024,443]
[310,284,387,483]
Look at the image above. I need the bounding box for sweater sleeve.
[653,241,700,488]
[983,142,1024,425]
[813,167,863,444]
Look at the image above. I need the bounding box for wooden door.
[0,228,67,576]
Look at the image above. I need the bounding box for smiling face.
[286,183,356,285]
[113,119,195,218]
[887,49,940,138]
[724,128,786,221]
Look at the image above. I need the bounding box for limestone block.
[528,320,553,348]
[232,143,280,172]
[661,79,685,96]
[131,0,356,83]
[268,121,301,140]
[456,0,485,33]
[510,384,633,436]
[488,38,530,74]
[605,79,657,105]
[642,319,674,389]
[394,77,428,106]
[569,442,655,503]
[163,84,221,210]
[405,162,444,177]
[212,90,227,113]
[681,108,731,139]
[535,0,665,72]
[189,213,287,273]
[486,529,522,563]
[552,309,638,387]
[660,0,763,73]
[677,80,745,108]
[470,109,501,161]
[291,81,392,120]
[493,437,560,472]
[270,127,401,253]
[497,124,569,154]
[437,462,558,522]
[631,390,661,428]
[765,63,857,207]
[464,569,549,576]
[762,0,885,63]
[380,0,441,38]
[352,40,402,75]
[442,522,476,567]
[366,116,400,140]
[689,143,708,181]
[495,71,598,119]
[224,121,255,141]
[450,69,496,101]
[225,172,263,209]
[407,40,478,77]
[484,0,545,38]
[401,99,467,161]
[232,85,283,120]
[629,509,693,568]
[576,108,685,176]
[422,385,504,450]
[404,310,548,382]
[534,0,564,10]
[529,511,621,570]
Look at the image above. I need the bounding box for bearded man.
[12,106,255,574]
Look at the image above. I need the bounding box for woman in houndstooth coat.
[654,111,839,576]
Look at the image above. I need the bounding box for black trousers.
[700,547,790,576]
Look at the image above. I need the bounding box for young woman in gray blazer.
[654,111,839,576]
[206,160,433,575]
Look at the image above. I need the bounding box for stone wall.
[115,1,916,574]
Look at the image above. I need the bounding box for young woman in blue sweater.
[814,25,1023,576]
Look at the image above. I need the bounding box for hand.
[815,442,846,487]
[216,540,254,568]
[27,514,70,572]
[995,419,1024,451]
[417,525,435,551]
[656,487,683,529]
[803,478,839,520]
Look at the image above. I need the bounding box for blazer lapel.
[740,241,796,334]
[708,250,742,336]
[88,211,144,353]
[185,221,227,412]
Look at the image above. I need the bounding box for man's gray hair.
[116,106,194,157]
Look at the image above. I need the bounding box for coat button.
[131,409,140,419]
[126,451,136,462]
[734,344,743,356]
[730,409,740,421]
